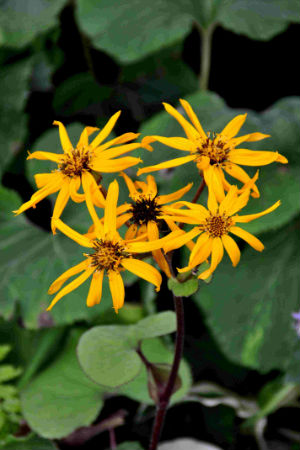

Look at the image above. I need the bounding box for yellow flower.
[161,181,280,280]
[47,180,183,313]
[137,99,287,201]
[13,112,143,233]
[113,172,193,277]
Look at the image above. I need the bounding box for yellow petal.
[48,260,89,294]
[13,178,61,215]
[228,149,281,166]
[146,175,157,197]
[205,166,225,202]
[224,162,259,197]
[219,185,238,215]
[90,111,121,149]
[86,270,104,307]
[108,270,125,313]
[230,226,264,251]
[196,155,210,171]
[77,126,99,148]
[53,121,73,153]
[179,98,207,139]
[128,230,184,253]
[152,249,172,278]
[276,153,288,163]
[99,132,140,152]
[104,180,119,235]
[47,267,94,310]
[27,151,63,163]
[221,234,240,266]
[233,200,280,223]
[120,171,139,198]
[221,114,247,139]
[190,236,213,268]
[99,143,141,159]
[230,132,270,147]
[189,232,210,264]
[163,227,200,253]
[144,135,195,151]
[121,258,162,291]
[157,182,193,205]
[125,223,138,240]
[163,218,194,251]
[34,173,58,188]
[51,179,71,233]
[137,154,196,176]
[54,218,93,247]
[141,136,155,151]
[82,172,102,228]
[198,237,223,279]
[163,102,199,140]
[69,177,85,203]
[92,157,142,173]
[226,189,251,216]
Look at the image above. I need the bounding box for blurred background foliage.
[0,0,299,449]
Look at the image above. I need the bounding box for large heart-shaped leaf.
[77,312,176,388]
[194,221,300,378]
[21,329,104,439]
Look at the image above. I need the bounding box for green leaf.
[77,312,177,388]
[138,92,300,235]
[116,443,144,450]
[218,0,300,41]
[0,433,57,449]
[195,221,300,377]
[0,346,11,362]
[21,329,104,439]
[0,59,32,176]
[0,366,22,383]
[118,338,192,404]
[134,311,176,340]
[0,0,66,48]
[77,325,142,388]
[75,0,297,63]
[168,277,199,297]
[53,73,113,116]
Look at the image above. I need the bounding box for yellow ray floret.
[162,178,280,280]
[47,180,184,313]
[13,112,143,233]
[137,98,287,201]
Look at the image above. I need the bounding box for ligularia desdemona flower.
[161,175,280,280]
[13,112,143,233]
[47,180,183,313]
[112,172,193,277]
[138,99,288,201]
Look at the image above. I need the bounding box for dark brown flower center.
[130,197,162,225]
[203,213,233,238]
[88,239,130,271]
[197,134,230,165]
[59,148,92,177]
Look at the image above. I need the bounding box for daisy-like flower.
[161,179,280,280]
[13,112,143,232]
[113,172,193,277]
[47,180,183,313]
[137,99,287,201]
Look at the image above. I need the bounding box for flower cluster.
[14,101,287,312]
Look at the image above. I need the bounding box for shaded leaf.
[0,0,66,48]
[0,60,32,176]
[168,277,199,297]
[158,439,223,450]
[195,221,300,377]
[21,329,104,439]
[0,433,57,450]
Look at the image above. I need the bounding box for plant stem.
[109,427,117,450]
[148,294,185,450]
[198,23,215,91]
[191,177,206,203]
